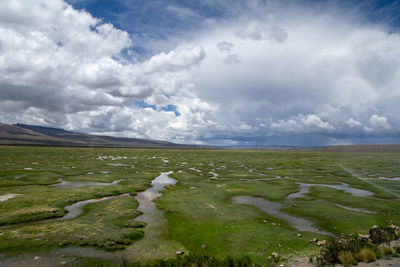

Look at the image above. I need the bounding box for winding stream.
[233,196,332,236]
[135,171,177,205]
[0,172,182,265]
[61,193,130,220]
[286,182,374,200]
[123,171,185,261]
[234,182,374,235]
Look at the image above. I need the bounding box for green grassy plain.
[0,146,399,265]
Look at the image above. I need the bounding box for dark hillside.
[0,123,200,148]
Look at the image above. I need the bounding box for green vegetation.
[0,196,144,253]
[338,251,357,266]
[316,225,400,266]
[355,247,376,263]
[128,254,276,267]
[0,146,399,266]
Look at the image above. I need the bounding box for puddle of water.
[0,193,20,202]
[209,172,219,179]
[189,167,201,173]
[232,196,332,236]
[61,193,130,220]
[52,178,124,188]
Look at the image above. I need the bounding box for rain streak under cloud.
[0,0,400,146]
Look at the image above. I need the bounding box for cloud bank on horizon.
[0,0,399,146]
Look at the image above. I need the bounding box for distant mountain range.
[1,122,399,152]
[0,122,203,148]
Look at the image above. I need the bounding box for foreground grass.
[0,146,399,265]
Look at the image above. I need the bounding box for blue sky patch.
[133,100,156,110]
[162,105,181,117]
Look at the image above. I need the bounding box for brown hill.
[0,123,200,148]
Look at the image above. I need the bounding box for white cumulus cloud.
[1,0,400,146]
[369,114,391,130]
[345,118,362,128]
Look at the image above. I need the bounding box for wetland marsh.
[0,146,399,266]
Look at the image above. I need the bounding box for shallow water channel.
[122,171,185,262]
[233,182,375,236]
[286,182,374,200]
[377,176,400,181]
[233,196,332,236]
[0,172,183,265]
[131,171,177,226]
[52,178,124,188]
[61,193,130,220]
[57,172,177,221]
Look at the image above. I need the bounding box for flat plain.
[0,146,399,266]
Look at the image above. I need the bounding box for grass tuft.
[338,251,357,266]
[355,247,376,263]
[377,245,395,256]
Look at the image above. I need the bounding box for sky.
[0,0,400,146]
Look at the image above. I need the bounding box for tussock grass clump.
[338,251,357,266]
[355,247,376,263]
[377,245,395,256]
[316,225,400,266]
[316,234,362,265]
[124,229,145,240]
[126,220,147,228]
